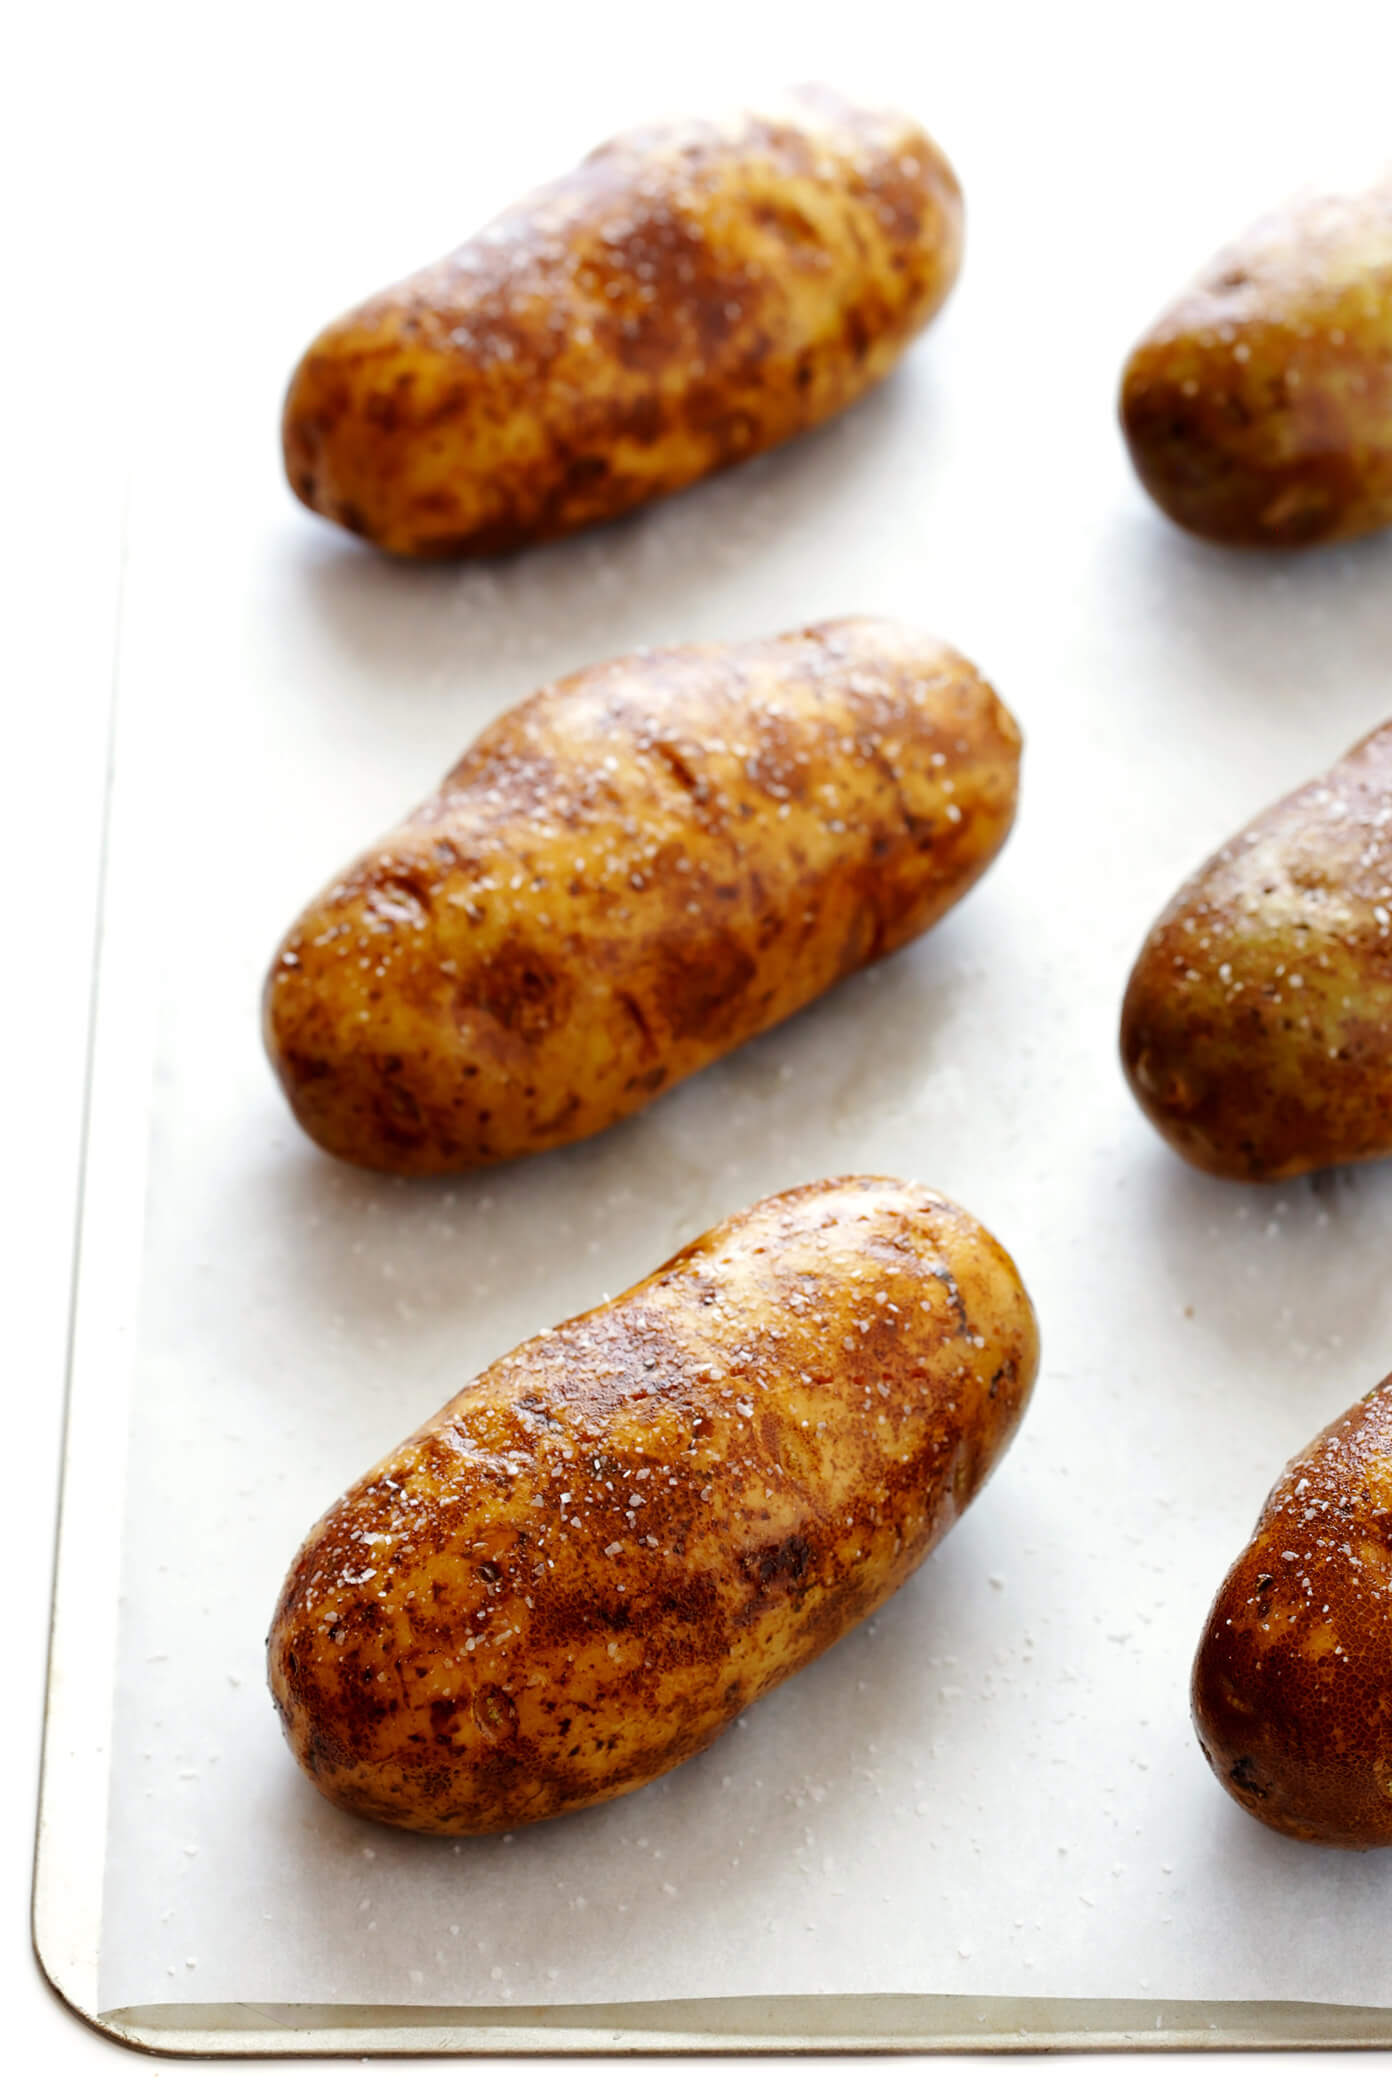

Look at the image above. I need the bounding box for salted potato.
[268,1175,1039,1835]
[1120,176,1392,547]
[1120,722,1392,1180]
[265,618,1021,1175]
[1193,1375,1392,1848]
[283,88,962,557]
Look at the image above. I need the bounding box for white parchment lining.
[93,0,1392,2015]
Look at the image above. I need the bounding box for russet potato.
[267,1176,1039,1835]
[1192,1374,1392,1848]
[1120,176,1392,547]
[1121,721,1392,1180]
[283,88,962,557]
[265,618,1021,1174]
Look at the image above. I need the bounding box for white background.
[7,0,1392,2078]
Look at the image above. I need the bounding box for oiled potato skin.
[1120,722,1392,1180]
[283,88,962,557]
[1121,178,1392,547]
[1193,1377,1392,1848]
[265,619,1021,1174]
[268,1176,1039,1835]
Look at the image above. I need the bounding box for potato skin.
[264,618,1021,1175]
[1120,178,1392,547]
[1193,1377,1392,1848]
[267,1176,1039,1835]
[1120,721,1392,1181]
[282,88,962,557]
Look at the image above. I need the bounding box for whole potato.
[267,1176,1039,1835]
[1120,176,1392,547]
[1120,721,1392,1180]
[1192,1374,1392,1848]
[265,618,1021,1174]
[283,88,962,557]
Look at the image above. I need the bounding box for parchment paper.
[97,0,1392,2013]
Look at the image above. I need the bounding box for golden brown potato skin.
[267,1175,1039,1835]
[282,88,962,557]
[1193,1376,1392,1848]
[1120,178,1392,547]
[265,618,1021,1175]
[1120,722,1392,1181]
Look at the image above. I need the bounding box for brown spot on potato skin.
[282,88,963,559]
[264,619,1021,1174]
[1192,1375,1392,1847]
[1120,177,1392,548]
[1120,720,1392,1181]
[652,932,758,1041]
[266,1177,1039,1835]
[466,939,569,1041]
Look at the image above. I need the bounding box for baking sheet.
[39,0,1392,2039]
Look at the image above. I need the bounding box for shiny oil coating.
[1192,1377,1392,1848]
[1120,177,1392,547]
[282,88,962,557]
[264,619,1021,1174]
[267,1176,1040,1835]
[1120,722,1392,1181]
